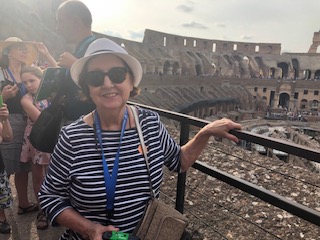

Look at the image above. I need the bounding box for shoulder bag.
[29,95,65,153]
[130,106,188,240]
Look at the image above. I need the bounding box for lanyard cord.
[74,35,96,57]
[93,108,128,215]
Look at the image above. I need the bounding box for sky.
[81,0,320,53]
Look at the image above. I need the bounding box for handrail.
[129,101,320,162]
[129,101,320,226]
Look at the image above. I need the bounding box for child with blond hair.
[20,66,50,230]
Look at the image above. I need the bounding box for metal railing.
[129,101,320,227]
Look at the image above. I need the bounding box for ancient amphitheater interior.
[1,1,319,239]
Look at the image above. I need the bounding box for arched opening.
[277,62,289,79]
[223,43,228,51]
[212,43,216,52]
[255,57,265,77]
[269,68,276,79]
[311,100,319,111]
[163,61,171,75]
[300,99,308,109]
[172,62,180,75]
[303,69,311,80]
[291,59,299,79]
[233,44,237,51]
[195,64,202,76]
[279,92,290,108]
[314,69,320,80]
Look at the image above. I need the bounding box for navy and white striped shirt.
[39,107,181,240]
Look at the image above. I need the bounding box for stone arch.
[279,83,291,96]
[300,99,308,109]
[303,69,311,79]
[195,64,202,76]
[277,62,289,79]
[311,100,319,110]
[254,56,265,77]
[291,58,299,79]
[314,69,320,80]
[172,62,180,75]
[269,67,276,78]
[279,92,290,108]
[163,61,171,75]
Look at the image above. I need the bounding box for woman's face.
[21,72,41,95]
[86,54,133,111]
[8,43,29,64]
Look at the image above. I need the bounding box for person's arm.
[0,103,12,142]
[57,52,77,69]
[180,118,242,172]
[35,42,58,67]
[21,94,41,122]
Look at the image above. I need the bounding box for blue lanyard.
[6,68,26,95]
[74,35,96,57]
[66,35,96,80]
[94,108,128,214]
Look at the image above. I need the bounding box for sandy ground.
[2,173,65,240]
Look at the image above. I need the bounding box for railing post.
[175,122,190,213]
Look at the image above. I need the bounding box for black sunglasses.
[83,67,129,87]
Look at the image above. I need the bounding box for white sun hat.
[70,38,142,87]
[0,37,38,66]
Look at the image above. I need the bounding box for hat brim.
[71,51,142,88]
[0,41,38,66]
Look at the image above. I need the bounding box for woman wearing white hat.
[39,38,241,240]
[0,37,39,223]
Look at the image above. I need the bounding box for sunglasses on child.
[83,67,129,87]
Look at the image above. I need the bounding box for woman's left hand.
[202,118,242,143]
[180,118,242,172]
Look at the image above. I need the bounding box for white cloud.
[182,21,208,29]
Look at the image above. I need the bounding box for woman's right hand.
[86,223,119,240]
[2,84,19,102]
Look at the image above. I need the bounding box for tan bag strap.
[130,105,156,199]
